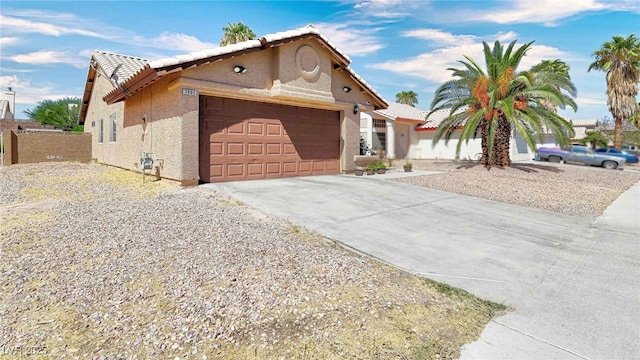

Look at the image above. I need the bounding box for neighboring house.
[0,88,56,131]
[362,104,598,161]
[360,102,427,158]
[1,87,15,121]
[570,118,598,140]
[80,25,387,184]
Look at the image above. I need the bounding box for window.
[373,119,386,129]
[109,113,117,142]
[97,119,103,143]
[373,132,386,152]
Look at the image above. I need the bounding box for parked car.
[594,148,639,163]
[537,145,626,169]
[622,145,640,156]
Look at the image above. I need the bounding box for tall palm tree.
[428,40,577,166]
[588,34,640,148]
[395,91,419,107]
[529,59,571,112]
[220,22,256,46]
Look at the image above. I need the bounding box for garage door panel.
[227,163,245,178]
[227,142,245,156]
[248,143,264,155]
[247,163,264,176]
[266,123,282,136]
[200,97,340,183]
[210,164,223,179]
[313,161,325,172]
[283,143,296,155]
[210,142,223,155]
[283,162,297,174]
[227,122,245,135]
[326,160,339,171]
[266,162,281,175]
[247,122,264,135]
[266,143,282,155]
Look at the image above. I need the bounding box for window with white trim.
[109,113,117,142]
[97,119,104,143]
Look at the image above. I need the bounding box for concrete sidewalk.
[205,174,640,360]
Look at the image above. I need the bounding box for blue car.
[594,148,639,163]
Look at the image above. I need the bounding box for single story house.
[360,102,427,159]
[362,105,599,161]
[80,25,387,185]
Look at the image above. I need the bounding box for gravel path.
[396,160,640,217]
[0,163,500,359]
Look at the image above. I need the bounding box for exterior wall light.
[353,104,360,115]
[233,65,247,74]
[343,86,352,93]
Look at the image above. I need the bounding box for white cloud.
[0,75,20,89]
[8,50,86,68]
[0,10,215,53]
[451,0,608,26]
[0,75,77,104]
[0,37,20,47]
[370,29,576,84]
[0,14,108,38]
[574,94,607,106]
[314,22,384,57]
[132,32,216,52]
[351,0,421,18]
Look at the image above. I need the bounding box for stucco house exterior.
[360,102,426,159]
[80,26,387,185]
[362,104,598,161]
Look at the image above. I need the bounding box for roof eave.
[78,65,97,125]
[103,66,157,105]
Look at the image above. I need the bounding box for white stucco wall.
[410,131,482,160]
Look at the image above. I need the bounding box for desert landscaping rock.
[0,162,501,359]
[397,160,640,217]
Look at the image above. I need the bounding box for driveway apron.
[204,174,640,360]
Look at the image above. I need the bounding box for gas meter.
[140,152,154,170]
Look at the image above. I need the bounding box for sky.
[1,0,639,122]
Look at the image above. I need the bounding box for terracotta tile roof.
[374,102,427,123]
[416,109,458,130]
[147,40,263,69]
[91,50,149,86]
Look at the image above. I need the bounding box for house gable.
[98,26,386,110]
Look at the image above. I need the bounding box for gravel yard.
[397,160,640,217]
[0,162,502,359]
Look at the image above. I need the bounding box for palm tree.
[588,34,640,148]
[428,40,577,166]
[220,22,256,46]
[395,91,419,107]
[579,131,609,149]
[529,59,571,112]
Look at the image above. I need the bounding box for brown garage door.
[199,96,341,183]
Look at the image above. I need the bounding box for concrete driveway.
[204,173,640,360]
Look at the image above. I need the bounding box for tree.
[428,40,577,167]
[395,91,418,107]
[220,22,256,46]
[529,59,571,112]
[579,131,609,149]
[588,34,640,148]
[24,97,82,131]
